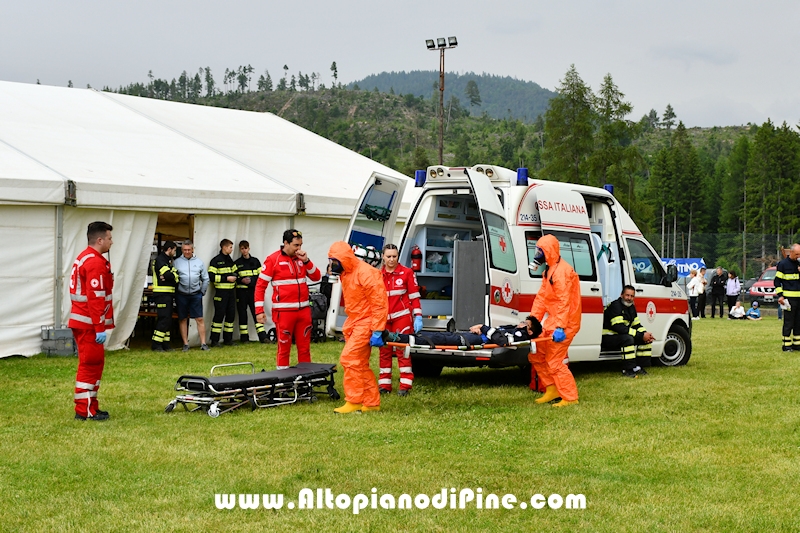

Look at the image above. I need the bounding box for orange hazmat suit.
[328,241,388,408]
[529,234,581,402]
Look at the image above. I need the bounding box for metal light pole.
[426,36,457,165]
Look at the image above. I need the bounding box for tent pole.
[54,205,64,328]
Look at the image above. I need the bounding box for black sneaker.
[209,341,220,348]
[622,369,638,378]
[201,344,210,351]
[379,388,391,395]
[783,346,794,352]
[75,411,110,421]
[398,389,410,397]
[182,344,190,352]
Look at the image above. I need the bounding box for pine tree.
[465,80,481,107]
[662,104,676,131]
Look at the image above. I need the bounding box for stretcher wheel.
[249,397,258,411]
[207,402,221,418]
[313,328,326,342]
[267,328,277,343]
[164,400,176,413]
[309,394,319,403]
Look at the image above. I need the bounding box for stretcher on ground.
[165,362,340,417]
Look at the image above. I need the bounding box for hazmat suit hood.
[328,241,361,273]
[537,234,561,269]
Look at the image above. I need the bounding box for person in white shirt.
[697,267,708,318]
[729,300,746,320]
[686,269,702,320]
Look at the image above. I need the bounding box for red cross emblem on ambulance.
[501,278,513,304]
[646,301,657,323]
[499,236,507,252]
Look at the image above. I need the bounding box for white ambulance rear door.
[326,172,408,335]
[463,169,520,326]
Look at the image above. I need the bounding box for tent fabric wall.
[61,208,157,351]
[0,206,56,356]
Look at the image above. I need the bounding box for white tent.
[0,81,415,357]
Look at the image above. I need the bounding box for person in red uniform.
[528,234,581,407]
[328,241,388,413]
[378,244,423,396]
[255,229,321,369]
[69,221,115,421]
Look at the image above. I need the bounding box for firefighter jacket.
[602,297,647,343]
[328,241,387,332]
[381,264,422,321]
[208,252,237,291]
[151,252,179,293]
[530,234,582,339]
[68,246,115,333]
[774,256,800,298]
[235,255,261,291]
[254,249,321,314]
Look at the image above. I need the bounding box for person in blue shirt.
[174,241,211,350]
[745,301,762,321]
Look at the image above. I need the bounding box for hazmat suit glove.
[413,315,424,333]
[552,327,566,343]
[370,331,385,347]
[95,331,107,344]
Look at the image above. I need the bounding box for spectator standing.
[710,267,727,318]
[726,270,741,313]
[686,269,702,320]
[174,241,210,351]
[697,267,708,318]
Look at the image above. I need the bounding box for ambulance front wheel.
[656,324,692,367]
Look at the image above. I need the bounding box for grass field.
[2,318,799,532]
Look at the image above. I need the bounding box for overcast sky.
[2,0,798,128]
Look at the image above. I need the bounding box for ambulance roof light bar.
[415,170,427,187]
[603,184,615,196]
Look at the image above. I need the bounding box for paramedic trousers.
[379,315,414,392]
[601,334,652,370]
[210,289,236,344]
[151,292,173,348]
[236,288,267,342]
[781,297,800,349]
[273,307,312,369]
[72,328,105,417]
[341,320,380,407]
[529,337,578,402]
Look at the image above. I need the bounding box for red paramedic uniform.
[379,264,422,392]
[68,246,115,418]
[255,249,321,369]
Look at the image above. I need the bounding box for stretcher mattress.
[179,363,336,392]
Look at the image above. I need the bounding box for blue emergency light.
[516,167,529,186]
[603,184,614,196]
[415,170,427,187]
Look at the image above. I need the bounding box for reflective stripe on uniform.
[74,391,97,399]
[408,292,421,299]
[273,301,309,309]
[69,313,93,325]
[389,309,410,319]
[272,278,306,286]
[388,289,407,297]
[259,273,272,281]
[75,381,96,390]
[70,294,88,302]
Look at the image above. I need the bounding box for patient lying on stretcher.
[382,316,542,348]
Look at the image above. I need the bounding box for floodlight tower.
[426,36,457,165]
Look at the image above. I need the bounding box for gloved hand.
[413,315,424,333]
[95,331,107,344]
[552,327,566,343]
[369,331,384,347]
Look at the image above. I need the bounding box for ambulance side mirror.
[665,264,678,286]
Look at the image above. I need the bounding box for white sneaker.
[691,317,699,321]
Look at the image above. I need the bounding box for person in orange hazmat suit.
[528,234,581,407]
[328,241,389,413]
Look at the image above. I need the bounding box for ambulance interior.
[400,190,484,326]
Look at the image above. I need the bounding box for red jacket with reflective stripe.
[68,246,115,332]
[254,249,322,314]
[381,264,422,320]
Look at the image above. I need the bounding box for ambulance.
[326,164,691,377]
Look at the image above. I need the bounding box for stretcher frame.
[386,335,551,357]
[165,362,340,417]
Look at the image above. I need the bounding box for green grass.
[2,319,799,532]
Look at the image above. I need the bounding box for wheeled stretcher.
[165,362,340,417]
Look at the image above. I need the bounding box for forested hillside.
[110,63,800,276]
[351,71,556,122]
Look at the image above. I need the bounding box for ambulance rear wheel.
[656,324,691,366]
[412,359,443,378]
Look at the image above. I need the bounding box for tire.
[412,358,443,378]
[164,401,176,413]
[207,402,221,418]
[656,324,692,366]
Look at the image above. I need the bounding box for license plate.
[764,295,774,302]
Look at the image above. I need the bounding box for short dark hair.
[87,221,112,244]
[622,284,636,294]
[238,240,249,249]
[162,241,177,253]
[283,229,302,243]
[220,239,233,248]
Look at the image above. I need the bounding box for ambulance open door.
[463,169,520,327]
[325,172,408,335]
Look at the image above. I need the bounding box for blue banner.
[660,258,706,277]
